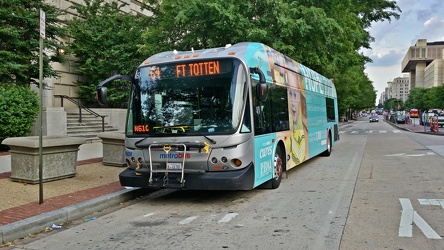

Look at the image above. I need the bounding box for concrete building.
[40,0,149,109]
[31,0,149,137]
[387,76,410,102]
[401,39,444,89]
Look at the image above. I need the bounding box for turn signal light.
[233,159,242,167]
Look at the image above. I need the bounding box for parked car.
[395,112,406,124]
[369,115,379,122]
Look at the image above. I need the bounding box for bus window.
[240,95,251,133]
[253,81,272,135]
[326,97,336,122]
[271,85,289,132]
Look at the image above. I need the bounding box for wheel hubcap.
[274,155,283,179]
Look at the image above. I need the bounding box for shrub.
[0,85,39,150]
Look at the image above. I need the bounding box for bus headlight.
[221,156,228,163]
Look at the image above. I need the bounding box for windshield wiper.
[202,135,216,144]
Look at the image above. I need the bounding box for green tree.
[66,0,151,108]
[405,87,428,112]
[139,0,400,116]
[0,0,66,86]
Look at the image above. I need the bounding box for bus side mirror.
[256,83,268,102]
[250,67,268,101]
[96,74,132,105]
[96,87,107,105]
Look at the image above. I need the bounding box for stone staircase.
[66,112,119,143]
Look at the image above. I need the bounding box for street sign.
[40,9,45,39]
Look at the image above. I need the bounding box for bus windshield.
[126,58,248,136]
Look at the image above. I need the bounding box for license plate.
[167,163,182,170]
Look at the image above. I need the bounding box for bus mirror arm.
[97,74,132,87]
[249,67,266,83]
[96,74,132,105]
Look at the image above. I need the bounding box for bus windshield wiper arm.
[203,135,216,144]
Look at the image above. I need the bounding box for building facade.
[401,39,444,89]
[387,76,410,102]
[41,0,149,109]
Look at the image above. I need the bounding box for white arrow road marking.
[399,198,441,239]
[393,130,401,133]
[218,213,238,223]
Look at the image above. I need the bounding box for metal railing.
[54,95,105,132]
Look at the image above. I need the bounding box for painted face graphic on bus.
[286,62,304,126]
[288,74,300,124]
[285,58,308,164]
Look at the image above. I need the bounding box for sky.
[362,0,444,103]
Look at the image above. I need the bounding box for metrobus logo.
[160,153,191,159]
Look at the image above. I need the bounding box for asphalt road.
[11,119,444,250]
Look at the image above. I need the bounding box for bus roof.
[140,42,336,98]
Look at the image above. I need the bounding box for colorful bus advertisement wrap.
[97,42,339,190]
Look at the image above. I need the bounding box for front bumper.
[119,162,255,190]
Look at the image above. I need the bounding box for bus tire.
[271,145,285,189]
[321,132,332,157]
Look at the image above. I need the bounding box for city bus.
[96,42,339,190]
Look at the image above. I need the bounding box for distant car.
[369,115,379,122]
[395,113,406,124]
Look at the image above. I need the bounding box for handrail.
[54,95,105,132]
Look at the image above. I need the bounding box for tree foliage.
[404,86,444,112]
[65,0,151,108]
[0,85,39,149]
[0,0,66,86]
[139,0,400,115]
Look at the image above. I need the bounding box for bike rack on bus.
[148,143,187,186]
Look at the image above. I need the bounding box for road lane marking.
[179,216,199,224]
[218,213,238,223]
[385,153,406,157]
[385,153,434,157]
[399,198,441,239]
[418,199,444,209]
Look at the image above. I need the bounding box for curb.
[384,119,444,136]
[0,188,150,244]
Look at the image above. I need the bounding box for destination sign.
[139,59,233,81]
[176,61,220,78]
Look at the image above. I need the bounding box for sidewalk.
[0,142,147,245]
[386,117,444,135]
